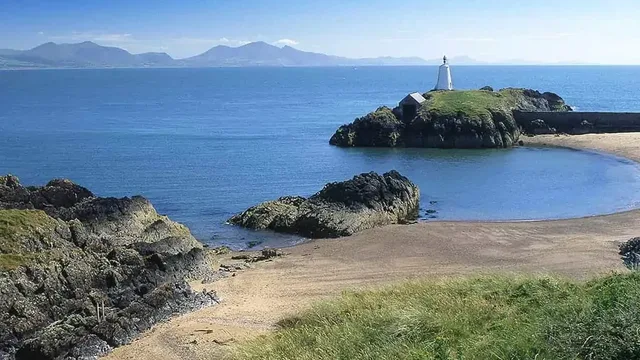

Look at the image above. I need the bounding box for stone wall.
[514,111,640,133]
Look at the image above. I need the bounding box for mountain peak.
[78,41,99,46]
[240,41,277,49]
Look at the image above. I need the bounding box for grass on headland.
[235,273,640,360]
[422,89,526,120]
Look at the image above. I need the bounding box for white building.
[434,56,453,90]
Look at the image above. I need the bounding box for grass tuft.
[0,209,59,270]
[235,273,640,360]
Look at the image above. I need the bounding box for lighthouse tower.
[434,55,453,90]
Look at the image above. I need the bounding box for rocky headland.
[229,171,419,238]
[330,88,572,149]
[0,175,219,360]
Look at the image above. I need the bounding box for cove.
[217,145,640,249]
[4,68,640,250]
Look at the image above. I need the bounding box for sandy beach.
[106,133,640,360]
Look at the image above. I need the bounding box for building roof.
[400,92,427,106]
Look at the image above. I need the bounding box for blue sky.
[2,0,640,64]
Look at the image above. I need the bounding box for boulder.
[0,176,218,359]
[330,88,572,149]
[229,171,419,238]
[526,119,557,135]
[571,120,594,135]
[620,237,640,269]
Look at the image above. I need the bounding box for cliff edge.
[0,175,218,360]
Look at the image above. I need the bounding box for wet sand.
[106,133,640,360]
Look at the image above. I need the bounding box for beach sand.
[106,133,640,360]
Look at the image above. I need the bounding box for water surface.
[2,67,640,249]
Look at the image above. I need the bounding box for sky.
[1,0,640,64]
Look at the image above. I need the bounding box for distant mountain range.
[1,41,586,69]
[0,41,443,69]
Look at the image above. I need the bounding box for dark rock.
[479,86,494,91]
[229,171,420,238]
[620,237,640,269]
[260,248,278,259]
[330,107,403,147]
[0,176,218,359]
[571,120,594,135]
[525,119,557,135]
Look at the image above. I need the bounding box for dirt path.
[106,133,640,360]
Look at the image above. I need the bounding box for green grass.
[235,273,640,360]
[422,89,523,119]
[0,209,59,269]
[0,253,40,270]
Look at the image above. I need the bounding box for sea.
[2,66,640,249]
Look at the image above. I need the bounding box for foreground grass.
[236,273,640,360]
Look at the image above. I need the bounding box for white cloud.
[169,37,250,47]
[37,31,44,36]
[274,38,299,46]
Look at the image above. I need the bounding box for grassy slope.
[422,89,523,119]
[236,273,640,360]
[0,209,59,270]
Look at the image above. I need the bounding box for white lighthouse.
[434,55,453,90]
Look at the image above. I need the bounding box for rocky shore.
[0,175,219,359]
[229,171,420,238]
[330,88,572,149]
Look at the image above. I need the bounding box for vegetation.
[0,253,40,271]
[421,89,530,119]
[236,273,640,360]
[0,209,58,269]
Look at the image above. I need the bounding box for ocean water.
[2,66,640,249]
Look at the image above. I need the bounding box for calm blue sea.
[2,66,640,249]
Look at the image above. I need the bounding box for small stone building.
[399,92,426,121]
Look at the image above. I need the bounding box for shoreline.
[106,133,640,360]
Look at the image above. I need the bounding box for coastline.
[106,133,640,360]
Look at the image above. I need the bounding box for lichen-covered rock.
[0,176,218,360]
[229,171,419,238]
[620,237,640,269]
[330,88,572,149]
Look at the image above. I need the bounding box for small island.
[330,56,573,149]
[330,87,572,149]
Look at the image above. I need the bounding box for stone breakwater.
[515,111,640,135]
[0,175,219,360]
[229,171,420,238]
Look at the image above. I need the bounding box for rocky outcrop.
[0,175,217,360]
[229,171,419,238]
[620,237,640,269]
[330,88,572,149]
[523,119,557,135]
